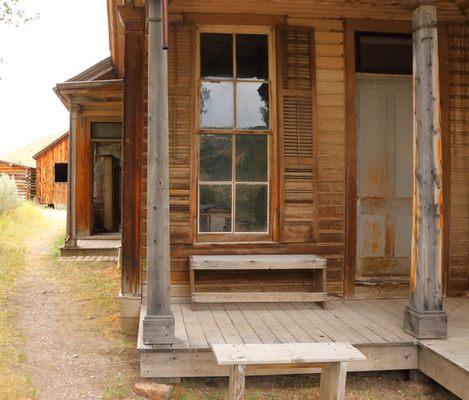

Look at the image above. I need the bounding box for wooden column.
[118,6,144,298]
[402,0,447,339]
[64,104,78,248]
[142,0,175,345]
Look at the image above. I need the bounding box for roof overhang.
[33,132,70,160]
[54,79,123,110]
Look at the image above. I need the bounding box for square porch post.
[142,0,175,345]
[401,0,448,339]
[64,104,78,248]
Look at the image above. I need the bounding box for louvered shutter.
[168,22,194,243]
[276,26,317,243]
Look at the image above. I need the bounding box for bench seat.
[189,254,327,305]
[212,343,366,400]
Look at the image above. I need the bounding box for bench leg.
[319,362,347,400]
[228,364,246,400]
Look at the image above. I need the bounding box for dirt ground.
[6,207,459,400]
[13,210,139,400]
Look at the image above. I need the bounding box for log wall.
[0,161,36,201]
[35,134,69,208]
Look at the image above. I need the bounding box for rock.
[134,380,173,400]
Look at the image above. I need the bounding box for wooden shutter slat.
[277,25,317,243]
[168,22,194,244]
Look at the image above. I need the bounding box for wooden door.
[356,75,413,283]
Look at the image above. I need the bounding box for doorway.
[356,75,413,282]
[91,122,123,235]
[345,27,414,296]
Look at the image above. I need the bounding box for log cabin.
[33,132,69,208]
[59,0,468,393]
[0,160,36,201]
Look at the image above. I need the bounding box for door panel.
[356,75,413,281]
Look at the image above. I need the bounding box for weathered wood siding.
[138,15,346,299]
[132,1,466,300]
[447,23,469,296]
[35,134,69,208]
[0,161,36,201]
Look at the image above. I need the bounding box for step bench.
[212,342,366,400]
[189,254,327,305]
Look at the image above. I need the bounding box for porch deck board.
[139,298,469,399]
[141,299,418,353]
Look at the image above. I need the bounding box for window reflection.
[236,82,269,130]
[200,135,232,181]
[236,135,268,182]
[200,82,234,129]
[235,184,268,232]
[199,185,232,232]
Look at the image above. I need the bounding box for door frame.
[343,19,412,298]
[86,117,123,236]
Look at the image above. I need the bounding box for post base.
[404,306,447,339]
[143,314,175,345]
[64,236,77,249]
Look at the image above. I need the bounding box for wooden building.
[58,0,468,394]
[33,132,69,208]
[55,57,123,256]
[0,160,36,201]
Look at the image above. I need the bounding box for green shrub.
[0,174,20,216]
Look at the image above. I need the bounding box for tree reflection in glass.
[236,82,269,130]
[199,185,232,232]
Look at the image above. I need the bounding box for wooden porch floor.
[138,298,469,398]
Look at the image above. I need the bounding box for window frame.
[54,163,68,183]
[194,25,277,243]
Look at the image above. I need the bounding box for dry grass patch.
[173,372,457,400]
[0,203,48,400]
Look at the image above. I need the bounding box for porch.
[60,234,121,257]
[138,298,469,399]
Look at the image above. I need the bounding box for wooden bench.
[212,343,366,400]
[190,254,327,305]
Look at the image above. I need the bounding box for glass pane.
[201,33,233,79]
[200,82,234,129]
[356,32,412,75]
[91,122,123,139]
[236,135,267,182]
[236,82,269,130]
[235,184,268,232]
[199,185,232,233]
[200,135,232,181]
[236,34,268,80]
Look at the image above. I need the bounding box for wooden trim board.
[190,254,326,270]
[140,344,418,378]
[192,292,327,303]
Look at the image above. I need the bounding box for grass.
[49,235,130,345]
[172,372,457,400]
[1,205,455,400]
[0,202,48,400]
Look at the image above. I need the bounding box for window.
[356,32,412,75]
[198,31,270,235]
[54,163,68,183]
[91,122,123,139]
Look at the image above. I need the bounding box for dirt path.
[14,210,136,400]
